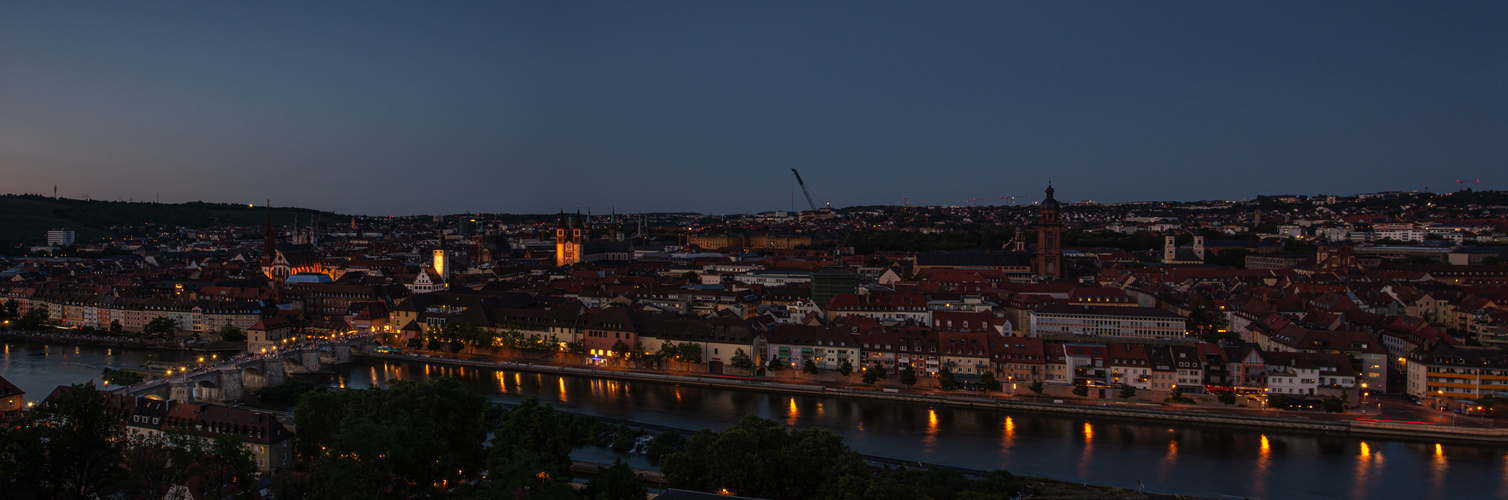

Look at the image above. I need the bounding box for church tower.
[1034,185,1063,279]
[555,210,583,266]
[260,201,285,301]
[261,201,276,280]
[432,231,451,284]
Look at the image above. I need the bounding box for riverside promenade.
[355,349,1508,445]
[0,330,243,352]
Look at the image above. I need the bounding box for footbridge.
[119,343,353,404]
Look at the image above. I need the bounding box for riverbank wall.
[0,331,243,353]
[356,351,1508,445]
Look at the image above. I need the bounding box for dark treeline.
[1,379,1032,499]
[0,383,257,500]
[845,229,1017,255]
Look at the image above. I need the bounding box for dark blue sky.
[2,2,1504,215]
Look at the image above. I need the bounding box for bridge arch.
[192,379,222,402]
[242,366,268,391]
[284,356,306,374]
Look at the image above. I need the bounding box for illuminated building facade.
[555,210,584,267]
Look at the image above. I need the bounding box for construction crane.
[790,169,821,211]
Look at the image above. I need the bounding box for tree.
[486,397,575,495]
[18,306,51,330]
[0,299,17,320]
[1267,394,1289,410]
[861,367,881,385]
[453,324,491,354]
[109,319,124,335]
[767,358,784,372]
[406,336,423,350]
[310,416,411,499]
[1217,391,1237,406]
[980,372,1001,392]
[295,378,489,494]
[143,316,178,339]
[803,359,819,374]
[1029,381,1044,395]
[677,342,704,367]
[937,366,956,390]
[1322,396,1346,413]
[493,324,524,350]
[218,324,245,342]
[1071,380,1089,397]
[5,383,125,499]
[660,416,871,500]
[101,367,144,386]
[582,459,648,500]
[730,348,754,371]
[201,435,258,500]
[838,359,853,377]
[121,430,204,499]
[628,342,650,368]
[899,366,917,386]
[610,339,631,361]
[1118,384,1137,400]
[1170,386,1184,399]
[1186,308,1235,343]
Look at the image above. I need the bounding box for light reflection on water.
[4,343,1507,500]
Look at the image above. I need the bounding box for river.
[4,341,1506,500]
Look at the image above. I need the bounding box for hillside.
[0,194,345,243]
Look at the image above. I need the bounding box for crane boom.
[790,169,819,211]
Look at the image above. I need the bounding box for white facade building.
[1030,305,1186,339]
[47,229,76,245]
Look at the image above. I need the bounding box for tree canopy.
[294,377,491,497]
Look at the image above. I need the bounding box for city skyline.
[2,2,1504,216]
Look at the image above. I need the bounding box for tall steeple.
[1034,184,1063,279]
[261,200,275,277]
[433,228,450,285]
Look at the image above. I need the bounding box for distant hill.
[0,194,345,243]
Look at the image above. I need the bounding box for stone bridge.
[120,343,352,404]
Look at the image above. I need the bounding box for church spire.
[261,200,274,272]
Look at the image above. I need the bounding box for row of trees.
[406,323,586,357]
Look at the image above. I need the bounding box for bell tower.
[1034,185,1063,279]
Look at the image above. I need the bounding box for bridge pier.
[300,350,324,372]
[217,367,244,401]
[170,382,190,402]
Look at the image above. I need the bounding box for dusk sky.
[2,2,1504,216]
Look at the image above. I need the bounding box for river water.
[4,341,1506,500]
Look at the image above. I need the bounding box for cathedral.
[554,209,634,267]
[556,210,585,266]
